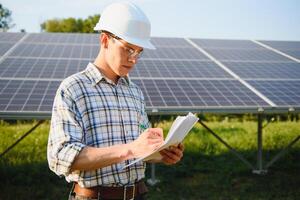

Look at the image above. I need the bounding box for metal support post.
[253,114,267,174]
[147,163,160,186]
[147,116,160,186]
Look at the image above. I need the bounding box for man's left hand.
[159,143,184,165]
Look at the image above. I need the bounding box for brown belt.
[73,180,148,200]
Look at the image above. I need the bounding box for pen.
[139,124,147,132]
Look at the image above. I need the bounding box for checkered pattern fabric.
[47,63,150,187]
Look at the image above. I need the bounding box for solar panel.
[259,40,300,59]
[131,60,232,78]
[191,39,263,49]
[134,79,270,108]
[150,37,192,47]
[0,79,270,114]
[0,58,88,79]
[259,40,300,50]
[247,80,300,106]
[222,61,300,79]
[190,38,292,61]
[202,48,292,61]
[0,32,25,42]
[0,79,59,112]
[0,32,300,119]
[0,42,16,56]
[24,33,99,45]
[0,58,232,79]
[142,47,209,60]
[10,43,99,59]
[271,49,300,60]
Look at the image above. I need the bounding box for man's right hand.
[130,128,164,158]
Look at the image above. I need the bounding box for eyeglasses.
[109,33,143,60]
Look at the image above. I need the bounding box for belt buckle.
[123,184,135,200]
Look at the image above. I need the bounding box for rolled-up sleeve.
[47,83,85,177]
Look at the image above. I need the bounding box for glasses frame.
[103,31,143,60]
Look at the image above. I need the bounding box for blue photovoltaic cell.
[0,58,88,79]
[222,61,300,79]
[133,79,269,108]
[190,38,263,49]
[24,33,99,45]
[0,79,60,112]
[131,60,232,78]
[247,80,300,106]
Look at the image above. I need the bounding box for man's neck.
[93,56,119,84]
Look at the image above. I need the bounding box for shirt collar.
[84,63,130,86]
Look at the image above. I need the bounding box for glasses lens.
[111,35,143,59]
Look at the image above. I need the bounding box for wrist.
[121,143,135,160]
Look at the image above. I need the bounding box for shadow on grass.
[0,148,299,200]
[145,148,300,200]
[0,161,72,200]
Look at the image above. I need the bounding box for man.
[47,2,184,200]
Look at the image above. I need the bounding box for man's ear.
[100,33,109,48]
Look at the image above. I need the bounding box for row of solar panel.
[1,33,300,59]
[1,32,300,49]
[1,43,298,61]
[1,79,299,113]
[1,58,300,79]
[0,33,299,117]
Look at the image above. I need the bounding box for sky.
[2,0,300,41]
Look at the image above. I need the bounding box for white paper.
[122,112,199,169]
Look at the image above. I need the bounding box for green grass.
[0,120,299,199]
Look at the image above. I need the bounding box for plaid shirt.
[47,63,150,187]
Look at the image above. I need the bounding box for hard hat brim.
[94,27,156,50]
[120,35,156,50]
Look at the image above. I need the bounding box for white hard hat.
[94,1,155,50]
